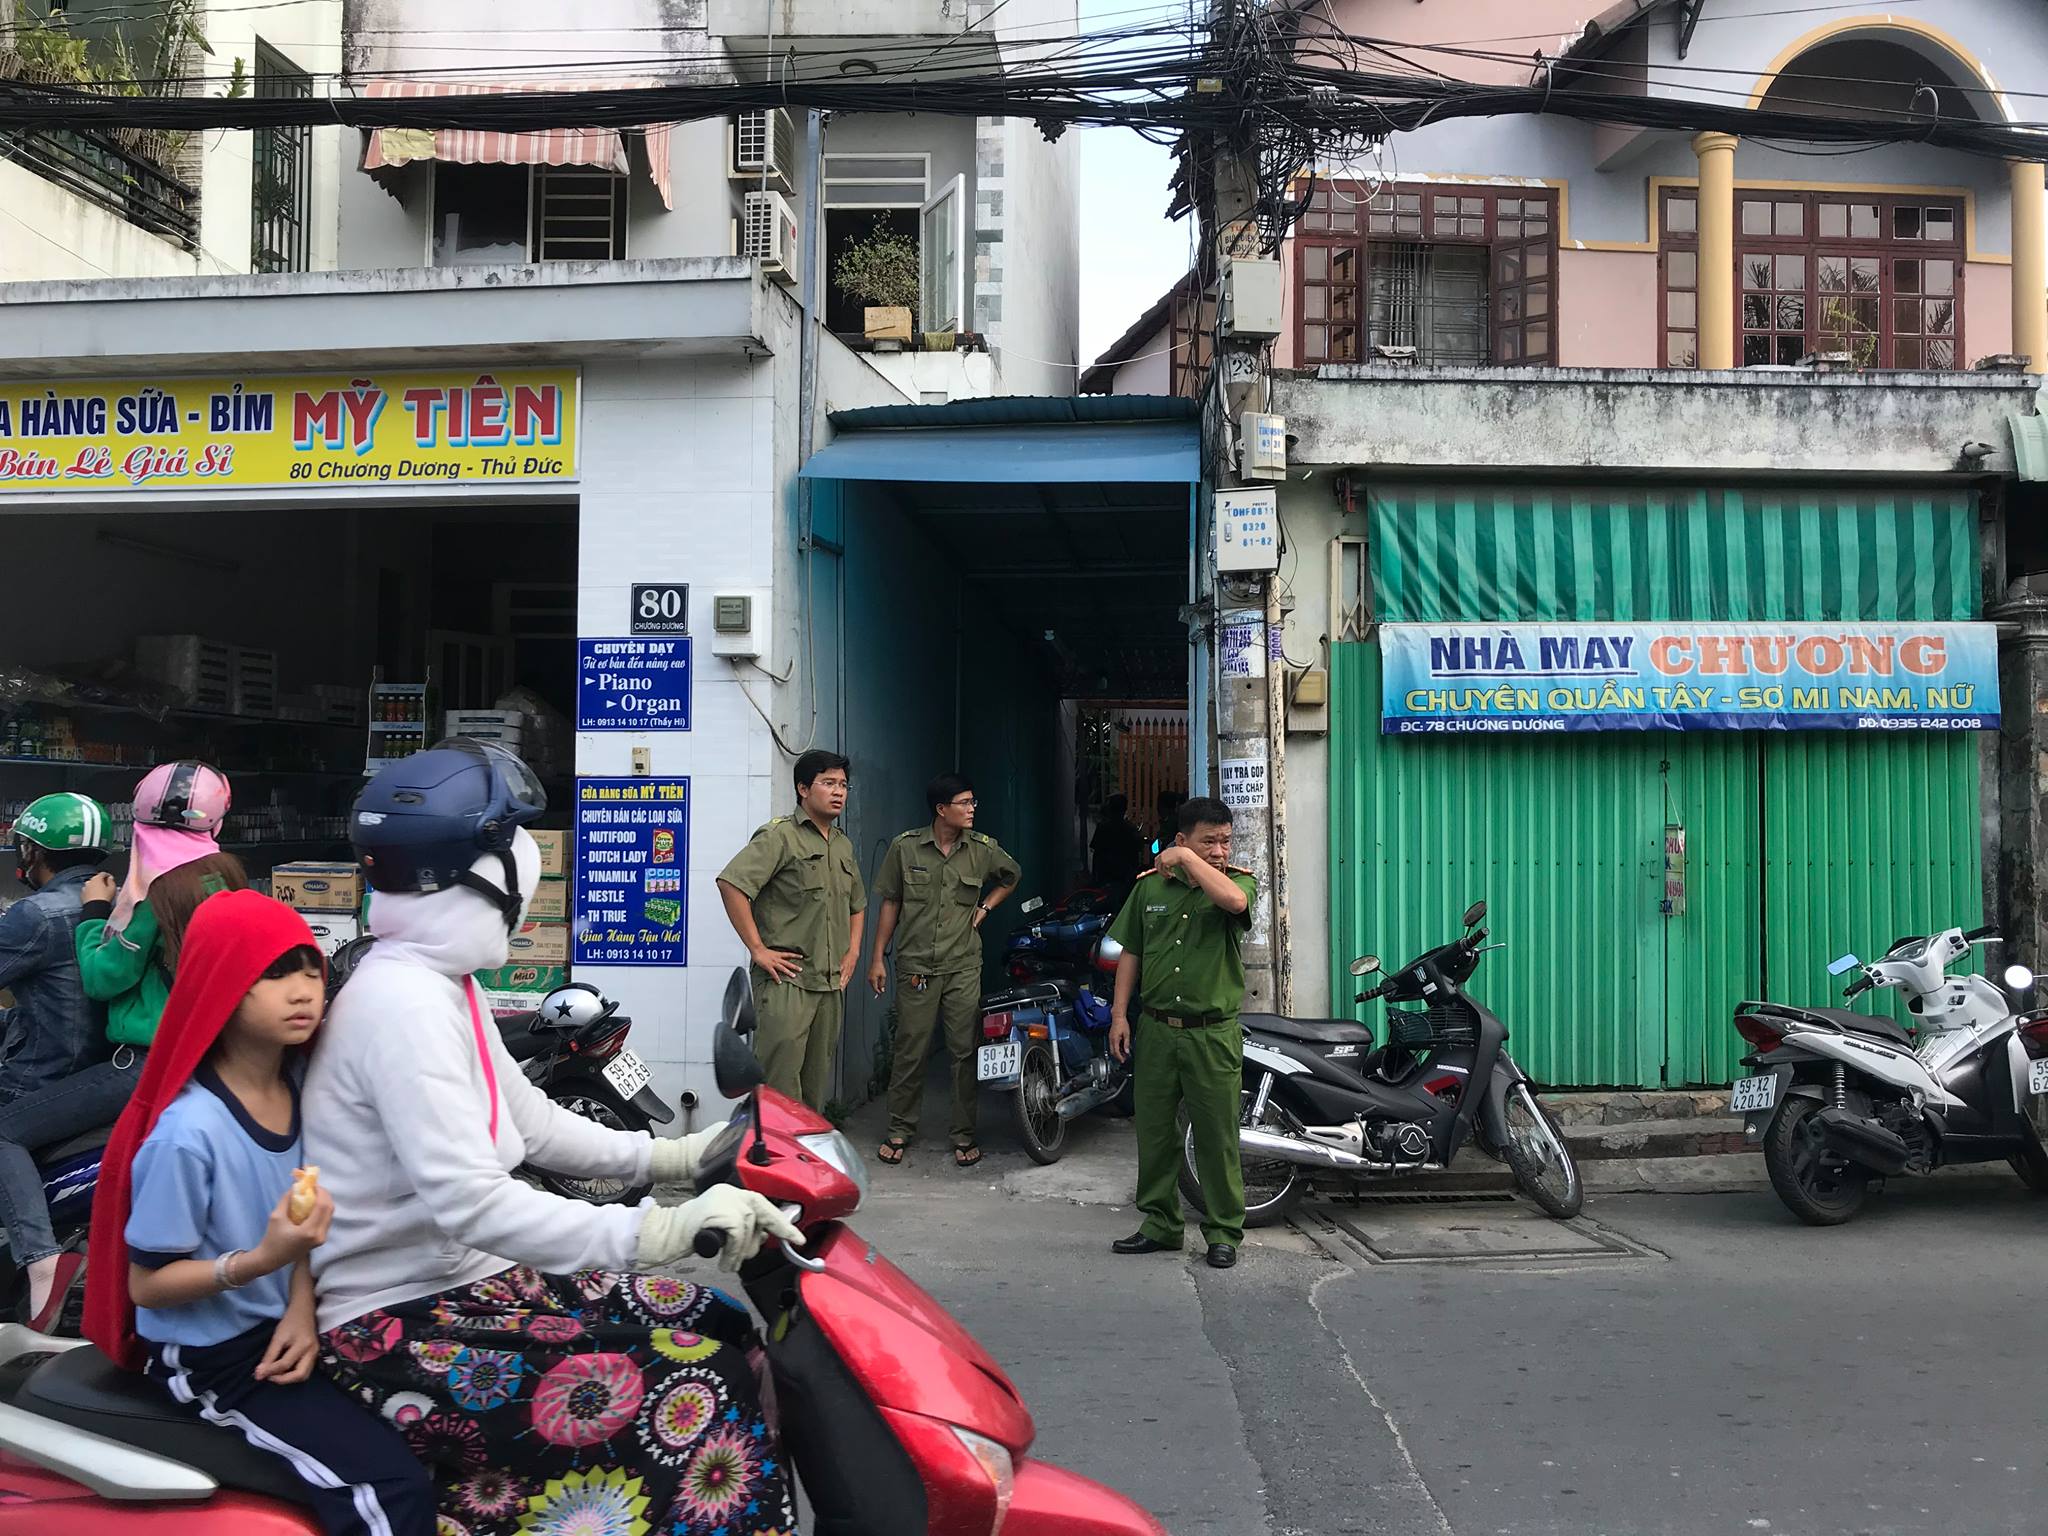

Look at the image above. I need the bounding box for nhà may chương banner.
[1381,622,1998,735]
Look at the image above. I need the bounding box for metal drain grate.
[1344,1191,1517,1206]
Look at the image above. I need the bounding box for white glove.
[649,1122,730,1193]
[637,1185,803,1274]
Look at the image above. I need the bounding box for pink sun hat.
[112,760,232,931]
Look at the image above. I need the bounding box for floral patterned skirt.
[319,1266,798,1536]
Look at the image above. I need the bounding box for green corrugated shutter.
[1758,731,1985,1012]
[1331,644,1667,1087]
[1369,486,1981,623]
[1333,484,1986,1089]
[1334,645,1984,1088]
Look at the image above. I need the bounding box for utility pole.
[1201,0,1289,1014]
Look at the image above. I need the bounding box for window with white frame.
[431,164,628,266]
[820,152,966,336]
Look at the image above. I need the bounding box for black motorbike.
[496,991,675,1203]
[1179,900,1583,1226]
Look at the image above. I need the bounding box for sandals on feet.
[878,1138,908,1165]
[954,1144,983,1169]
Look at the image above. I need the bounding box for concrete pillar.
[1995,597,2048,973]
[1692,132,1738,370]
[2011,160,2047,372]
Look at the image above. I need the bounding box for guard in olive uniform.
[868,774,1021,1167]
[1105,796,1256,1269]
[715,750,865,1110]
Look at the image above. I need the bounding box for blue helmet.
[352,738,546,929]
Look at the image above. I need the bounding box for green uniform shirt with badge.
[718,816,867,992]
[1106,864,1258,1020]
[873,828,1021,977]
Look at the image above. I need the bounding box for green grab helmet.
[12,793,113,855]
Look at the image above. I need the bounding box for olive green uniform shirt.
[873,827,1022,977]
[718,816,867,993]
[1106,864,1259,1019]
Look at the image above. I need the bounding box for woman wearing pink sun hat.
[0,763,248,1332]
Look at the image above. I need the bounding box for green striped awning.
[1368,486,1981,624]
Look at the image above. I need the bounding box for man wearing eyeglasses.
[868,773,1020,1169]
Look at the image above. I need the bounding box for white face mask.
[366,829,542,976]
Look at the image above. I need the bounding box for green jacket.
[75,897,170,1048]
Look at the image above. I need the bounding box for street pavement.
[846,1092,2048,1536]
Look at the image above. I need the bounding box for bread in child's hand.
[288,1166,320,1223]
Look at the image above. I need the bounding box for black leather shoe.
[1111,1233,1178,1255]
[1206,1243,1238,1269]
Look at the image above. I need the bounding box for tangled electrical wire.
[7,0,2048,255]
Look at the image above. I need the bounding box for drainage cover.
[1344,1191,1516,1206]
[1318,1203,1657,1265]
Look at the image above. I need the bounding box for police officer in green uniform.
[867,773,1021,1169]
[1105,796,1256,1269]
[715,750,866,1110]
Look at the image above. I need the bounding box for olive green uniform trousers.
[753,971,843,1111]
[1133,1013,1245,1248]
[883,970,981,1146]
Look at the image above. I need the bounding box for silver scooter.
[1729,924,2048,1225]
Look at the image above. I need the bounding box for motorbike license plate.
[1728,1074,1779,1114]
[977,1043,1021,1082]
[601,1048,652,1099]
[2031,1060,2048,1097]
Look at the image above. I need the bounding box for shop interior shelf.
[12,697,360,732]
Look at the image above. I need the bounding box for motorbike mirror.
[713,1018,767,1100]
[1462,901,1487,928]
[2004,963,2035,992]
[720,967,758,1037]
[1826,953,1862,976]
[1348,954,1382,977]
[1020,896,1045,915]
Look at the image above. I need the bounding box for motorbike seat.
[1242,1013,1376,1048]
[1780,1006,1915,1047]
[496,1011,557,1063]
[36,1125,110,1162]
[22,1345,311,1507]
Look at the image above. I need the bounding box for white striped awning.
[360,79,679,209]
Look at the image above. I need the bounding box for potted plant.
[834,219,920,347]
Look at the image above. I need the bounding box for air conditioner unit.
[737,190,800,284]
[727,108,796,193]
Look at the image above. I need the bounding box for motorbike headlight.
[797,1129,869,1210]
[950,1427,1015,1534]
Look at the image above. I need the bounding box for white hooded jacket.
[304,829,654,1332]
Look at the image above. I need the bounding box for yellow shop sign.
[0,368,579,491]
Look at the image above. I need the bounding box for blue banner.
[1381,622,1999,735]
[573,777,690,966]
[577,637,691,731]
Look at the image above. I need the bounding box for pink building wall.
[1557,249,1659,368]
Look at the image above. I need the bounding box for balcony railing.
[0,122,199,251]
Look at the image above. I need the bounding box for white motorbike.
[1729,923,2048,1225]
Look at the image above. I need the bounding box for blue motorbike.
[977,895,1133,1163]
[0,1127,103,1332]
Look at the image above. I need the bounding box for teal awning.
[801,421,1200,485]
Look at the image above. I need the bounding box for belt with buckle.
[1151,1010,1223,1029]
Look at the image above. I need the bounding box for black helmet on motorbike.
[352,738,546,931]
[536,982,624,1036]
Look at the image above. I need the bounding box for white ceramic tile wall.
[572,348,810,1117]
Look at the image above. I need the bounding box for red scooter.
[0,969,1167,1536]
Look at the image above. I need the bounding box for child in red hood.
[85,889,433,1536]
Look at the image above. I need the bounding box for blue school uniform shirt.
[125,1064,301,1347]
